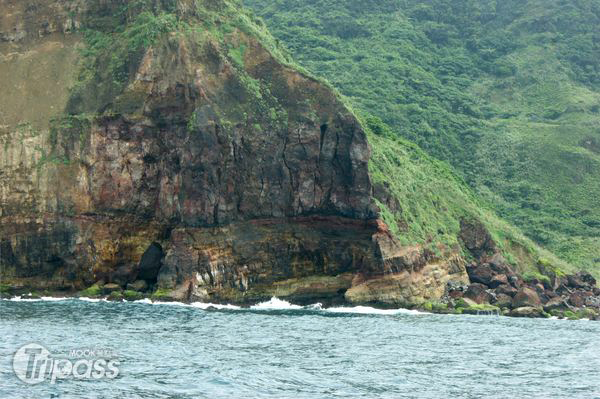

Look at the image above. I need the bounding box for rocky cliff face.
[0,0,469,305]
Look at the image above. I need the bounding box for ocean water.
[1,297,599,399]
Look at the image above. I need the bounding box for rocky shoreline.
[3,269,599,321]
[439,264,600,321]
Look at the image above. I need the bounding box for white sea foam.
[5,296,41,302]
[324,305,429,315]
[132,298,241,310]
[149,301,190,307]
[250,297,303,310]
[305,302,323,311]
[4,296,71,302]
[131,296,424,315]
[2,295,429,316]
[134,298,153,304]
[77,297,108,303]
[40,297,70,301]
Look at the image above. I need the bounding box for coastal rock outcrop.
[445,220,600,319]
[0,0,469,306]
[512,287,542,308]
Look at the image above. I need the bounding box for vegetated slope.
[245,0,600,274]
[363,115,565,281]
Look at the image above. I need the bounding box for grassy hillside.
[363,115,571,277]
[245,0,600,273]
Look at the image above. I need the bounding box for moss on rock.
[108,291,124,301]
[123,290,144,301]
[151,288,174,301]
[78,284,102,298]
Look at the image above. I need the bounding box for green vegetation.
[364,115,566,274]
[69,1,184,114]
[228,43,247,67]
[450,299,500,315]
[576,308,598,320]
[79,284,102,298]
[564,310,578,320]
[246,0,600,276]
[522,271,551,286]
[48,114,93,153]
[464,304,500,312]
[422,301,448,313]
[108,291,124,301]
[151,288,173,301]
[558,309,598,321]
[123,290,144,301]
[554,308,599,320]
[67,0,305,125]
[366,116,477,248]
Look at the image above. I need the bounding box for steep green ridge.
[364,116,566,275]
[68,0,302,115]
[244,0,600,273]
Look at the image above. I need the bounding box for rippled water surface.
[1,298,599,399]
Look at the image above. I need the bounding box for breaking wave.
[2,295,429,316]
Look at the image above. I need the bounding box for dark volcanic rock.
[127,280,149,292]
[512,287,542,308]
[509,275,523,288]
[0,0,397,305]
[489,274,508,288]
[510,306,544,318]
[543,297,573,312]
[495,284,517,297]
[466,263,494,286]
[486,254,519,284]
[566,272,597,290]
[446,281,467,299]
[102,283,122,295]
[544,290,558,299]
[464,283,492,304]
[111,263,139,287]
[459,220,495,257]
[569,291,593,308]
[137,243,164,283]
[492,293,513,309]
[585,296,600,308]
[534,283,546,293]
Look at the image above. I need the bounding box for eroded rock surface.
[0,0,469,306]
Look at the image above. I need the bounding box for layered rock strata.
[0,0,469,305]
